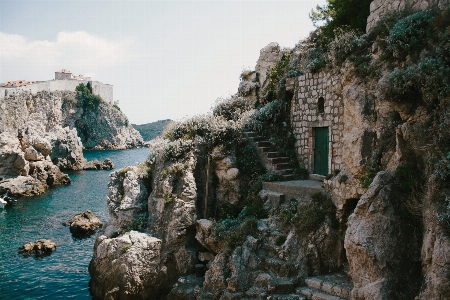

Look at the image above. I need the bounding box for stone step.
[267,294,306,300]
[260,147,277,153]
[283,174,296,181]
[248,136,266,143]
[256,141,272,147]
[244,131,258,137]
[267,152,283,158]
[278,169,294,175]
[270,157,290,164]
[264,257,296,278]
[304,273,352,299]
[275,162,292,170]
[262,180,325,202]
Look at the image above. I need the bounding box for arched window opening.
[318,97,325,113]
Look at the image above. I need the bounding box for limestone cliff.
[0,89,143,150]
[89,4,450,300]
[0,88,141,196]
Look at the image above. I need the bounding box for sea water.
[0,148,149,299]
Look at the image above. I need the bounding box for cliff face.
[0,89,143,150]
[89,5,450,300]
[0,88,142,195]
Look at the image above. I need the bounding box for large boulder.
[89,231,163,299]
[66,210,103,236]
[345,172,421,299]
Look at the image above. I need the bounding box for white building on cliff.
[0,70,113,104]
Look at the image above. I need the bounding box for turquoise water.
[0,148,149,299]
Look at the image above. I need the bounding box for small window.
[318,97,325,113]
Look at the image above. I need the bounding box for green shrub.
[260,173,285,182]
[305,47,329,72]
[163,140,194,162]
[213,217,258,249]
[213,96,255,121]
[280,192,336,233]
[383,57,450,104]
[328,27,366,66]
[245,100,286,134]
[76,83,102,111]
[168,114,242,152]
[434,152,450,180]
[384,10,436,60]
[310,0,372,41]
[235,142,266,207]
[113,104,121,111]
[265,50,292,100]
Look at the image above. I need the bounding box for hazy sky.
[0,0,326,124]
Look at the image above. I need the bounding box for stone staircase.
[296,273,353,300]
[244,131,296,180]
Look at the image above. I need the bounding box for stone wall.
[91,81,113,104]
[288,70,344,175]
[366,0,450,32]
[0,80,113,104]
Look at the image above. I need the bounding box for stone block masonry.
[288,71,344,175]
[366,0,450,32]
[0,80,113,104]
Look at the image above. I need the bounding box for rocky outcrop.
[105,165,151,237]
[82,158,114,170]
[89,231,163,299]
[345,172,421,299]
[0,132,29,178]
[66,210,103,236]
[19,239,56,257]
[0,90,143,150]
[255,42,283,92]
[0,160,70,196]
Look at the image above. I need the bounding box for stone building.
[286,71,343,176]
[55,69,72,80]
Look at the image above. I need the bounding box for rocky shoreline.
[0,87,143,196]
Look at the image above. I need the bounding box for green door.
[314,127,329,175]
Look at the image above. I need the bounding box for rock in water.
[67,210,103,236]
[19,239,56,257]
[82,158,115,170]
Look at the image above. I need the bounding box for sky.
[0,0,327,125]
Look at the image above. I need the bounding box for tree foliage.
[76,83,102,111]
[310,0,372,41]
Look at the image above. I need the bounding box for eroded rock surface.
[89,231,162,299]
